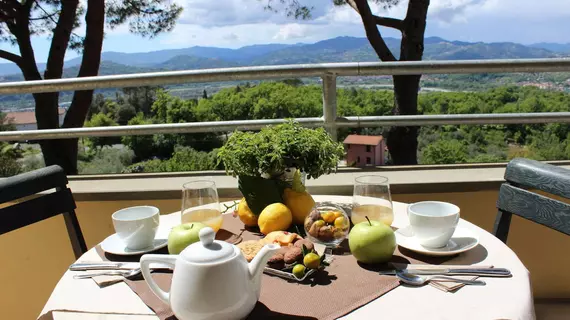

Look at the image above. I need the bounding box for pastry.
[262,231,302,247]
[237,240,264,262]
[283,247,303,264]
[293,239,314,252]
[267,252,285,270]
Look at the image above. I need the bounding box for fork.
[73,268,142,280]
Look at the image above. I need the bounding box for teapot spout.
[248,243,280,280]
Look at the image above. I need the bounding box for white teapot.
[140,227,280,320]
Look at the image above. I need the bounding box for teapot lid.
[181,227,236,263]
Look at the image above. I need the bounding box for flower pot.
[261,167,306,186]
[239,168,306,215]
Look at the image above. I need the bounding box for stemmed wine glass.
[181,180,223,232]
[351,175,394,227]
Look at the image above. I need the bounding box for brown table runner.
[100,215,450,320]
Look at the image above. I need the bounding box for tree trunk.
[387,75,421,164]
[49,0,105,175]
[33,93,78,174]
[386,0,429,165]
[34,0,80,174]
[65,0,104,130]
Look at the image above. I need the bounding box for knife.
[70,261,173,271]
[69,262,137,271]
[380,267,511,277]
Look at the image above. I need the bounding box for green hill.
[1,36,568,110]
[156,55,239,70]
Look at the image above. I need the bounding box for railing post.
[322,74,338,141]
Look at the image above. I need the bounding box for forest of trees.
[3,80,570,175]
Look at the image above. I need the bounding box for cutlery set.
[379,267,511,277]
[73,268,142,280]
[71,262,511,286]
[70,262,171,279]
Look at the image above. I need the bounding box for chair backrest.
[0,165,87,258]
[493,158,570,243]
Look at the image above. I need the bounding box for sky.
[1,0,570,62]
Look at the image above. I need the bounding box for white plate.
[395,225,479,257]
[100,226,171,256]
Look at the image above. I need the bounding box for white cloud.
[273,24,308,40]
[428,0,487,24]
[175,0,330,27]
[223,33,239,41]
[149,0,570,49]
[10,0,564,61]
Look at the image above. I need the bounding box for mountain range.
[0,36,568,79]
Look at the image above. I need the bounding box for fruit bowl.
[304,204,350,248]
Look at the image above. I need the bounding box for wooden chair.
[493,158,570,243]
[0,165,87,259]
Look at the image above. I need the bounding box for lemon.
[237,198,258,227]
[283,188,315,225]
[258,203,293,235]
[303,252,321,269]
[292,264,306,279]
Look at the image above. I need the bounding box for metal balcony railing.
[1,58,570,142]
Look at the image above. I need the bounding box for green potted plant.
[217,121,345,215]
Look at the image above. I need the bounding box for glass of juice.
[351,175,394,227]
[181,180,223,232]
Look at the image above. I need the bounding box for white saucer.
[395,225,479,257]
[100,226,171,256]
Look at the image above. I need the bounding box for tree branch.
[5,2,42,81]
[24,0,34,11]
[31,1,60,22]
[346,0,359,12]
[353,0,397,62]
[0,0,21,11]
[346,0,403,31]
[374,16,403,30]
[65,0,105,128]
[44,0,78,80]
[0,49,22,66]
[0,0,20,22]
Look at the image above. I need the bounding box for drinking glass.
[352,175,394,226]
[181,180,223,232]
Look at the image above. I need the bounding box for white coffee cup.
[112,206,160,250]
[407,201,460,248]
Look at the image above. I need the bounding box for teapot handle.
[140,254,177,304]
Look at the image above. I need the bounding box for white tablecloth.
[39,196,535,320]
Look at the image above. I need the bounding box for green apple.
[168,222,208,254]
[348,217,396,264]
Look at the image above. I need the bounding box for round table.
[40,196,535,320]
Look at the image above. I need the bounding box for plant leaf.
[301,244,309,257]
[238,175,287,215]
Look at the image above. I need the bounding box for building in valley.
[5,108,67,131]
[343,134,387,167]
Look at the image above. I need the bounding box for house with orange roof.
[4,108,66,131]
[343,134,386,167]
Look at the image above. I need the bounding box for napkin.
[70,261,170,288]
[92,275,125,288]
[430,275,481,292]
[40,310,156,320]
[69,263,136,288]
[400,264,492,292]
